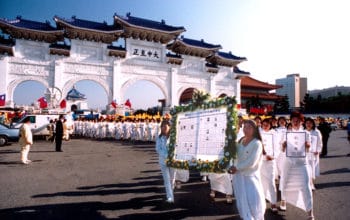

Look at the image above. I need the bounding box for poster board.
[286,131,306,157]
[166,95,237,173]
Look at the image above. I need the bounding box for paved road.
[0,129,349,220]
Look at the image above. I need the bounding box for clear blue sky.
[1,0,349,109]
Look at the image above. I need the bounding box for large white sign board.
[175,108,227,161]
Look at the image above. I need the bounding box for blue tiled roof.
[0,16,58,31]
[107,45,125,50]
[49,43,70,50]
[218,51,246,60]
[234,66,250,75]
[166,52,182,58]
[54,16,121,32]
[180,37,222,49]
[114,13,185,32]
[66,87,86,100]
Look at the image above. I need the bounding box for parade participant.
[55,115,64,152]
[280,112,314,219]
[155,119,175,203]
[47,119,56,142]
[19,117,33,164]
[305,117,323,190]
[260,118,278,212]
[228,119,266,220]
[275,116,287,179]
[318,117,332,157]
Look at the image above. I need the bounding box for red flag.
[124,99,132,108]
[60,99,66,108]
[111,100,117,109]
[37,97,48,108]
[0,94,5,106]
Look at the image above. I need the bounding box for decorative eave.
[207,51,247,67]
[107,45,126,58]
[0,37,14,56]
[114,13,185,44]
[234,66,250,79]
[241,76,283,91]
[166,52,183,65]
[49,43,70,56]
[205,63,219,74]
[167,37,222,58]
[0,17,64,43]
[241,91,283,101]
[54,16,123,44]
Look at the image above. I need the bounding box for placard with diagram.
[175,108,227,161]
[166,93,237,173]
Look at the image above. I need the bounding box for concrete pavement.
[0,129,349,220]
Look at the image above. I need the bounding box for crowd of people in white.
[71,118,161,142]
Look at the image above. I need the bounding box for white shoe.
[279,201,287,211]
[166,198,174,203]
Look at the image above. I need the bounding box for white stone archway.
[0,38,242,110]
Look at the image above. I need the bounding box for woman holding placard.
[228,119,266,220]
[260,118,279,213]
[280,112,314,220]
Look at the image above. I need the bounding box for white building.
[0,13,248,111]
[276,73,307,110]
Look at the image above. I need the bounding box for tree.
[274,95,289,114]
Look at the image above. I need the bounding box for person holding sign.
[280,112,314,220]
[304,117,323,190]
[155,119,176,203]
[260,118,279,213]
[228,119,266,220]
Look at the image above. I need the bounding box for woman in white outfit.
[228,119,266,220]
[280,112,314,219]
[155,119,176,203]
[260,118,279,212]
[304,117,323,190]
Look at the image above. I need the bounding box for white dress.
[233,138,266,220]
[280,127,313,212]
[260,129,278,204]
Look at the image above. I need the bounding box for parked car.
[330,123,338,130]
[0,123,20,146]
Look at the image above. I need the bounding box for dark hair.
[244,119,262,141]
[290,111,304,122]
[304,117,316,130]
[160,119,171,127]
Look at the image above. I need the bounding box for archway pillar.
[170,67,178,107]
[235,78,241,105]
[209,74,216,97]
[0,57,10,104]
[112,60,122,104]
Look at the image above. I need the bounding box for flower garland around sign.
[166,91,238,173]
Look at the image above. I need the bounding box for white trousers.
[21,144,31,163]
[160,163,175,201]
